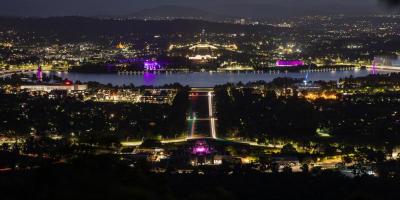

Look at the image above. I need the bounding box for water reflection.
[143,72,157,85]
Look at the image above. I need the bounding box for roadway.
[187,88,217,139]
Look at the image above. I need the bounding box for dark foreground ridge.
[1,155,400,200]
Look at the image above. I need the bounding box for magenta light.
[143,72,157,85]
[36,65,42,81]
[195,147,206,153]
[372,61,377,75]
[144,61,161,71]
[276,60,304,67]
[191,140,211,155]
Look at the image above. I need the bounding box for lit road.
[187,88,217,139]
[121,138,189,147]
[120,137,281,148]
[121,87,284,147]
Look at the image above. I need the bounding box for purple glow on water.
[276,60,304,67]
[143,72,156,85]
[144,61,162,71]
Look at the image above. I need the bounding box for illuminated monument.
[191,140,212,156]
[188,30,218,61]
[188,43,218,61]
[144,61,162,70]
[168,30,239,63]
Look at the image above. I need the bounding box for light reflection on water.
[43,69,389,87]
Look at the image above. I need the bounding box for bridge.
[187,88,217,139]
[0,69,35,77]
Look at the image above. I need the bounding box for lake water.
[44,69,389,87]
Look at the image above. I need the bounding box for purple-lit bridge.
[187,88,217,139]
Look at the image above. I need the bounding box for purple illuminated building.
[191,140,212,155]
[144,61,162,71]
[276,60,304,67]
[36,64,43,81]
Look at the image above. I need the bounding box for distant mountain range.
[130,4,397,19]
[0,0,399,18]
[131,5,224,19]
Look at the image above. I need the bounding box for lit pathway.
[187,88,217,139]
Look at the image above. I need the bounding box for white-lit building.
[188,43,218,61]
[20,84,88,92]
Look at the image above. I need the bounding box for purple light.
[276,60,304,67]
[119,58,146,63]
[118,59,165,71]
[194,147,206,153]
[143,72,157,85]
[191,140,211,155]
[36,65,42,81]
[144,61,162,71]
[372,61,377,75]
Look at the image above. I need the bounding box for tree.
[281,144,297,155]
[301,164,309,173]
[282,166,292,173]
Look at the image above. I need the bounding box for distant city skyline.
[0,0,397,17]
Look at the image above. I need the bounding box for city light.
[276,60,305,67]
[144,61,162,71]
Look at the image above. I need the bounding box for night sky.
[0,0,398,17]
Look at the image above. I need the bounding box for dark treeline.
[2,155,400,200]
[0,86,190,141]
[215,85,316,140]
[214,79,400,146]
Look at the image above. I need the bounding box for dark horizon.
[1,0,399,18]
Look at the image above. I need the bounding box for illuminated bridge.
[187,88,217,139]
[0,69,35,77]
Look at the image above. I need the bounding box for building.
[372,56,400,70]
[276,60,305,67]
[140,89,177,104]
[188,43,218,61]
[20,81,88,92]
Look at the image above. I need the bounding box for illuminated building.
[372,56,400,70]
[191,140,212,155]
[36,64,42,81]
[133,147,166,162]
[303,92,338,101]
[140,89,177,104]
[276,60,305,67]
[20,81,88,92]
[116,42,127,49]
[188,43,218,61]
[189,140,217,166]
[144,61,162,70]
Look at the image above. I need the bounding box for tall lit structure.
[36,64,43,81]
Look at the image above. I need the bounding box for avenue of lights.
[208,91,217,139]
